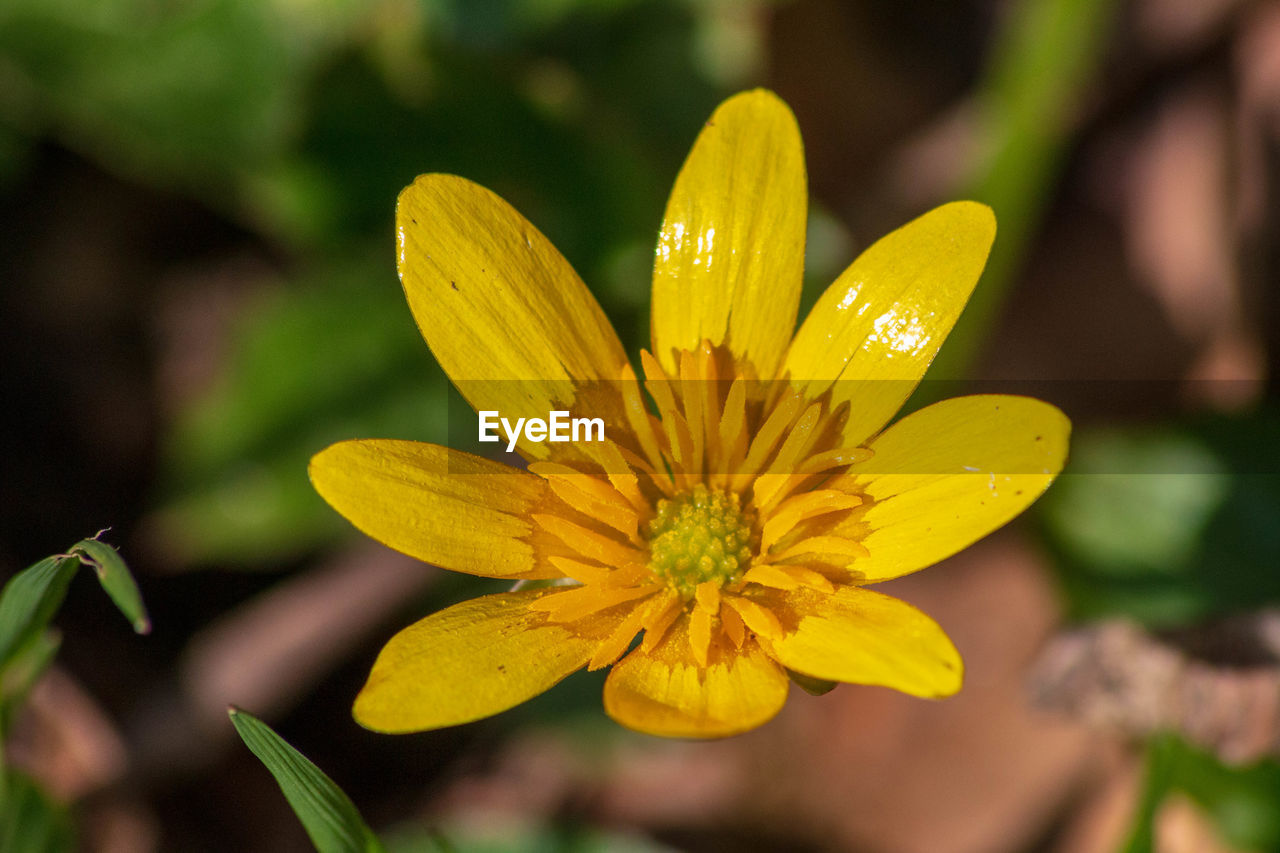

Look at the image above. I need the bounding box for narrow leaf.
[0,535,149,670]
[0,557,76,667]
[229,707,384,853]
[67,535,151,634]
[1117,736,1177,853]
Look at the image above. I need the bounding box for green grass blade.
[0,536,149,672]
[229,707,384,853]
[0,557,76,668]
[1117,736,1177,853]
[925,0,1118,381]
[67,536,151,635]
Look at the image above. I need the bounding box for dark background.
[3,0,1280,850]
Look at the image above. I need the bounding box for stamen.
[644,485,754,597]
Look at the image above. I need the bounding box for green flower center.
[645,485,755,597]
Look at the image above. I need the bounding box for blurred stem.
[1118,736,1178,853]
[926,0,1118,382]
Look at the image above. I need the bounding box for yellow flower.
[310,90,1069,738]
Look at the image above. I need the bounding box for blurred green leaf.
[1043,409,1280,626]
[1045,431,1230,576]
[0,770,75,853]
[156,257,449,565]
[786,669,837,697]
[381,822,671,853]
[0,0,353,190]
[1121,736,1280,852]
[378,827,458,853]
[0,630,61,737]
[1119,734,1179,853]
[229,707,385,853]
[169,261,444,480]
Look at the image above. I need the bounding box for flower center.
[645,485,755,598]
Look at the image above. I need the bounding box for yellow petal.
[767,585,962,698]
[721,594,784,643]
[589,603,650,671]
[777,565,836,594]
[354,590,617,732]
[688,606,712,668]
[835,394,1070,582]
[694,580,721,615]
[397,174,628,458]
[783,202,996,445]
[640,589,682,653]
[650,89,806,380]
[720,602,746,648]
[527,582,659,622]
[603,617,788,738]
[760,489,863,551]
[532,513,645,567]
[741,564,800,591]
[310,440,553,579]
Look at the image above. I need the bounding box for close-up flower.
[17,0,1280,845]
[309,89,1070,738]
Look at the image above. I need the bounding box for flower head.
[310,90,1070,737]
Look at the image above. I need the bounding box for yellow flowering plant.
[310,89,1069,738]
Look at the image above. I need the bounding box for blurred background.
[2,0,1279,850]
